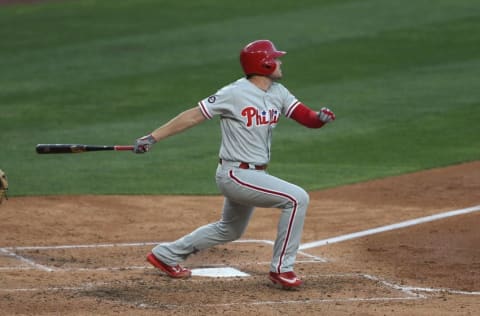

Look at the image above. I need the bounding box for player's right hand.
[318,107,336,123]
[134,134,157,154]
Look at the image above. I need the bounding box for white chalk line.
[0,260,323,272]
[3,241,160,251]
[7,204,478,259]
[136,296,422,310]
[0,273,414,298]
[300,204,480,250]
[4,239,275,251]
[0,282,108,293]
[0,247,55,272]
[1,239,327,267]
[362,273,480,296]
[1,269,477,300]
[0,266,31,271]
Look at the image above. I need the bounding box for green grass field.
[1,0,479,196]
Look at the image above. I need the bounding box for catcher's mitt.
[0,169,8,203]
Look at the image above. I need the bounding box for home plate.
[191,267,250,278]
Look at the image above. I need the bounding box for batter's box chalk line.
[0,247,55,272]
[0,273,414,295]
[0,273,433,309]
[300,205,480,250]
[0,239,327,272]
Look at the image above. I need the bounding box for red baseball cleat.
[269,271,303,289]
[146,252,191,279]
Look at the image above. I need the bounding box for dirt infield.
[1,161,479,315]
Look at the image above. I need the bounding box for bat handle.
[114,145,134,151]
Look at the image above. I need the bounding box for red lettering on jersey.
[241,106,280,127]
[241,106,257,127]
[269,109,280,124]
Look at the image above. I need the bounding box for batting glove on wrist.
[318,107,336,123]
[134,134,157,154]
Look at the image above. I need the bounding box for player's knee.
[228,229,244,241]
[296,189,310,209]
[216,222,245,242]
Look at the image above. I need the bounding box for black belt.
[219,159,268,170]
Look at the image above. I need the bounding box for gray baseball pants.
[152,160,309,273]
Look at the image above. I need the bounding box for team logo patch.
[208,95,217,103]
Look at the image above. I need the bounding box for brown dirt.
[1,161,479,315]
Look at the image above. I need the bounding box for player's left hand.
[134,134,157,154]
[318,107,335,123]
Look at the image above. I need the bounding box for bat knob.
[36,144,50,153]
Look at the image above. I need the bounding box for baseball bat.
[36,144,134,154]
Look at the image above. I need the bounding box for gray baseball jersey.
[198,78,300,165]
[152,77,309,275]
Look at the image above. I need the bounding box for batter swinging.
[134,39,335,288]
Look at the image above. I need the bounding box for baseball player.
[134,39,335,289]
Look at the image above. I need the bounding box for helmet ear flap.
[262,59,277,73]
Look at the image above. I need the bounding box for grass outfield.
[1,0,479,196]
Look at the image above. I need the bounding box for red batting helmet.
[240,40,286,76]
